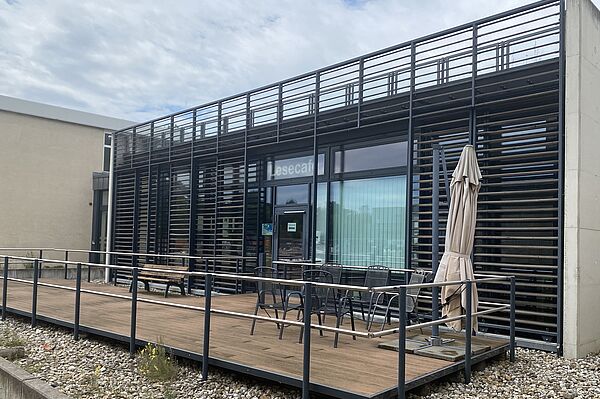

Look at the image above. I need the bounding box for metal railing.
[112,0,561,164]
[0,253,516,399]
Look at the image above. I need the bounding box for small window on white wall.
[103,132,112,172]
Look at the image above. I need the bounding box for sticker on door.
[287,222,297,232]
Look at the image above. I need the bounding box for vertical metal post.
[431,145,440,339]
[2,257,8,321]
[87,261,91,283]
[302,282,312,399]
[32,259,39,327]
[202,274,213,381]
[129,268,138,358]
[510,276,516,362]
[112,254,118,286]
[235,259,241,294]
[310,72,320,263]
[465,281,472,384]
[404,41,416,272]
[38,249,43,278]
[357,57,364,128]
[74,263,82,340]
[556,0,566,357]
[397,286,407,399]
[64,251,69,279]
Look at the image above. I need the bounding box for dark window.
[334,141,407,174]
[103,147,111,172]
[276,184,309,205]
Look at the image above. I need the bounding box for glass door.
[273,207,309,261]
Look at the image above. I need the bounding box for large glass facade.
[329,175,406,268]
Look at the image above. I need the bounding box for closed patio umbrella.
[434,145,481,332]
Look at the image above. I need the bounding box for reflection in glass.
[315,183,327,262]
[334,141,407,174]
[276,184,309,205]
[330,176,406,268]
[277,213,305,260]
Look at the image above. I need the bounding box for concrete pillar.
[563,0,600,358]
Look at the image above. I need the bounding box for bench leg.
[144,281,150,292]
[179,283,186,296]
[164,283,170,298]
[128,281,133,293]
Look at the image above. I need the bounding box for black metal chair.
[279,269,334,342]
[250,267,295,335]
[321,263,357,348]
[367,270,430,331]
[352,266,391,325]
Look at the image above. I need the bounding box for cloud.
[0,0,593,122]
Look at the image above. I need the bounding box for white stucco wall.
[0,110,105,258]
[563,0,600,358]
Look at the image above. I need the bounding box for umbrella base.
[427,336,455,346]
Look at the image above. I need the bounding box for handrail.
[0,247,255,261]
[0,253,518,399]
[1,254,510,292]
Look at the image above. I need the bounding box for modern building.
[108,0,600,358]
[0,95,133,258]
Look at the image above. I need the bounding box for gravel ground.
[410,349,600,399]
[0,317,299,399]
[0,316,598,398]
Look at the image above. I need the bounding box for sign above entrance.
[266,154,325,180]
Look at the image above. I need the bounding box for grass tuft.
[137,339,178,382]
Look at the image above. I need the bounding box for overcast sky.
[0,0,596,123]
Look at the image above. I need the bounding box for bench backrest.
[141,263,188,280]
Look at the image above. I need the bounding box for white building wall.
[563,0,600,358]
[0,110,105,259]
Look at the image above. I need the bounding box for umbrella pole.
[431,145,441,344]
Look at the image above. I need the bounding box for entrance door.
[274,207,309,261]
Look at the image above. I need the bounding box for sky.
[0,0,597,123]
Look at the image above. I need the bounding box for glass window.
[330,175,406,268]
[315,183,327,262]
[334,141,407,174]
[103,132,112,172]
[276,184,309,205]
[266,154,325,180]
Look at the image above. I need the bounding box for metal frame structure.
[109,0,564,348]
[0,253,516,399]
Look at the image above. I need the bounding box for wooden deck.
[4,278,508,398]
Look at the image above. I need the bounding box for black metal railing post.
[188,258,194,295]
[397,286,407,399]
[241,259,246,293]
[465,281,473,384]
[2,257,8,321]
[87,260,91,283]
[38,250,43,278]
[32,259,39,327]
[510,276,516,362]
[235,259,240,294]
[202,274,213,381]
[74,263,82,340]
[129,268,138,358]
[112,254,118,286]
[64,251,69,279]
[302,282,312,399]
[204,259,209,289]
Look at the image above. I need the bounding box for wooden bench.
[129,264,188,297]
